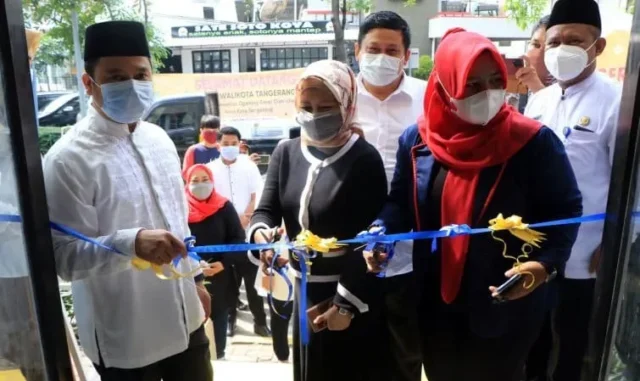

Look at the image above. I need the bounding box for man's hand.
[254,227,287,275]
[589,245,602,274]
[515,56,546,94]
[134,229,186,265]
[313,305,352,331]
[249,153,261,165]
[489,261,548,301]
[196,282,211,321]
[203,262,224,277]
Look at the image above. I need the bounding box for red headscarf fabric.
[185,164,228,224]
[418,28,542,304]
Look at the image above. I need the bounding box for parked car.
[143,93,296,173]
[38,93,80,127]
[37,91,71,111]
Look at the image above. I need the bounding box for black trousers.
[270,298,294,361]
[228,254,266,326]
[379,273,422,381]
[525,312,553,381]
[419,285,545,381]
[94,325,213,381]
[553,278,596,381]
[292,279,390,381]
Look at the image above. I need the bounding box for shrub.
[412,55,434,81]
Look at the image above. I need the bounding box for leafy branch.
[503,0,547,30]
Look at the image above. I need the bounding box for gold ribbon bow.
[293,230,345,253]
[488,214,546,288]
[131,257,204,280]
[291,230,346,275]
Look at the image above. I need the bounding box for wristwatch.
[338,308,354,319]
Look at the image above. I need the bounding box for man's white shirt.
[43,106,204,369]
[525,72,621,279]
[208,154,263,216]
[356,74,426,277]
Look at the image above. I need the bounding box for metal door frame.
[0,0,73,379]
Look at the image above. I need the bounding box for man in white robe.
[43,21,213,380]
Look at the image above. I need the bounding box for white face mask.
[359,53,404,87]
[544,41,597,82]
[189,182,214,200]
[449,89,506,126]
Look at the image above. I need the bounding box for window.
[192,50,231,73]
[203,6,214,19]
[259,47,328,71]
[239,49,256,72]
[146,101,201,131]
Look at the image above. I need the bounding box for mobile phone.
[306,297,333,332]
[493,273,523,302]
[511,58,524,68]
[503,56,524,75]
[259,154,270,165]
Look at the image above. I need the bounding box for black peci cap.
[547,0,601,31]
[84,21,151,61]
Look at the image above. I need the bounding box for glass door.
[0,0,73,380]
[590,1,640,380]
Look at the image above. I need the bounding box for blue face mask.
[220,146,240,161]
[94,79,154,124]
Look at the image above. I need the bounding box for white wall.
[151,0,239,21]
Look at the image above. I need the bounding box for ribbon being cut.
[0,211,609,344]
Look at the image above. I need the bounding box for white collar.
[300,134,359,167]
[86,105,134,138]
[357,74,413,101]
[560,71,599,98]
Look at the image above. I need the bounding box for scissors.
[259,227,284,269]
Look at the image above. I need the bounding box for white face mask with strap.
[438,77,505,126]
[544,40,597,82]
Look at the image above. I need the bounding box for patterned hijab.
[296,60,360,148]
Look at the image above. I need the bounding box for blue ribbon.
[266,239,294,319]
[0,211,613,348]
[357,227,395,278]
[295,248,310,346]
[431,224,473,253]
[178,236,204,266]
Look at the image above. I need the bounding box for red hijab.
[418,28,542,304]
[185,164,228,223]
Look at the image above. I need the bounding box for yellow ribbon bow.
[291,230,346,276]
[488,214,546,288]
[131,257,204,280]
[293,230,345,253]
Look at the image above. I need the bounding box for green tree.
[24,0,167,72]
[503,0,547,30]
[412,55,433,80]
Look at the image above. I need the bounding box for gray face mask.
[296,110,343,143]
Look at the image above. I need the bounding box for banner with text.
[153,69,304,120]
[172,21,333,39]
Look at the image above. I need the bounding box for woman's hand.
[196,283,211,321]
[313,305,353,331]
[254,227,287,275]
[362,249,388,273]
[202,262,224,277]
[515,56,546,94]
[249,153,261,165]
[489,261,548,301]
